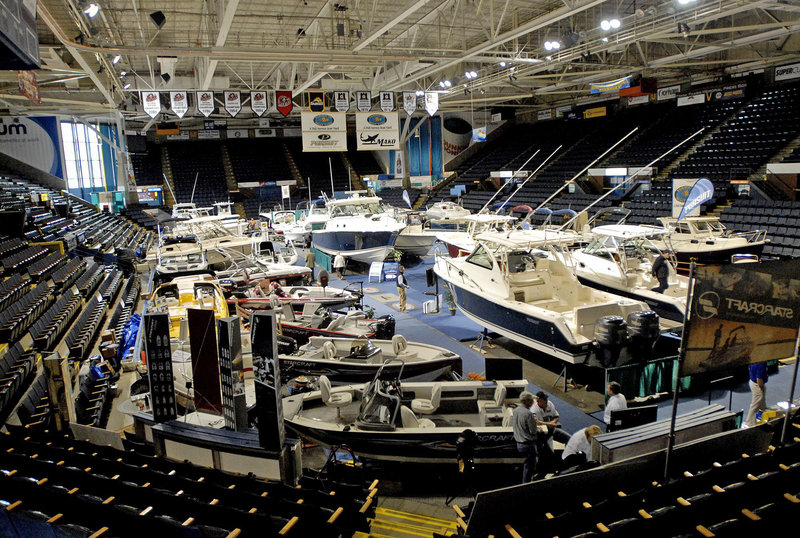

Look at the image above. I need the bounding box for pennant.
[308,90,325,112]
[196,91,215,117]
[250,91,267,116]
[424,92,438,116]
[224,91,241,117]
[677,179,714,221]
[141,91,161,119]
[334,91,349,112]
[17,71,40,105]
[402,189,411,209]
[380,91,395,112]
[170,91,188,118]
[402,92,416,116]
[356,91,371,111]
[276,90,293,117]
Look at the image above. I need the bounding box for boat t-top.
[435,213,517,258]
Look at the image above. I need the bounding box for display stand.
[470,329,495,354]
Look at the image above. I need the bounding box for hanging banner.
[281,185,290,199]
[196,91,215,117]
[170,91,188,118]
[589,76,631,94]
[627,95,650,106]
[301,111,347,152]
[677,94,704,107]
[424,92,439,116]
[583,106,606,119]
[682,258,800,376]
[356,90,371,111]
[355,111,400,150]
[308,90,325,112]
[705,87,745,102]
[537,109,553,121]
[657,85,680,101]
[141,91,161,118]
[380,91,395,112]
[276,90,293,117]
[224,91,241,117]
[17,71,40,105]
[677,178,714,221]
[491,112,502,123]
[250,91,268,116]
[775,62,800,82]
[555,105,572,118]
[402,92,416,116]
[334,91,349,112]
[472,126,486,142]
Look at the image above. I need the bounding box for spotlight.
[499,61,506,67]
[544,41,553,51]
[112,55,121,64]
[545,56,552,61]
[123,83,131,90]
[600,20,611,31]
[439,81,445,88]
[84,3,99,17]
[469,70,477,78]
[509,66,515,72]
[464,71,472,79]
[552,41,560,50]
[610,18,621,29]
[415,90,424,96]
[678,0,695,4]
[602,37,609,43]
[119,71,127,77]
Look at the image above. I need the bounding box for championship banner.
[276,90,293,117]
[677,178,714,221]
[17,71,40,105]
[250,91,268,116]
[308,90,325,112]
[380,91,395,112]
[403,92,416,116]
[356,90,371,111]
[589,76,631,94]
[424,92,438,116]
[683,259,800,376]
[224,91,241,117]
[334,90,349,112]
[355,111,399,150]
[141,91,161,118]
[197,91,215,117]
[170,91,188,118]
[301,111,347,152]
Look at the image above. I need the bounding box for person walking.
[305,249,316,283]
[744,361,768,428]
[333,253,346,279]
[512,391,538,483]
[397,265,409,312]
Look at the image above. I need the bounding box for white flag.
[250,91,267,116]
[424,92,439,116]
[356,91,371,111]
[224,91,241,117]
[196,91,215,117]
[380,91,395,112]
[141,91,161,119]
[402,189,411,209]
[402,92,416,116]
[169,91,187,118]
[334,91,350,112]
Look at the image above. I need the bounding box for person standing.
[305,249,316,283]
[651,254,670,293]
[512,391,538,484]
[333,253,346,279]
[744,361,768,428]
[532,391,560,477]
[603,381,627,432]
[396,265,409,312]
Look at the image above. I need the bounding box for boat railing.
[731,229,768,244]
[435,253,483,290]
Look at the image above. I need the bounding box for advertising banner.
[555,105,572,118]
[250,91,268,116]
[424,92,439,116]
[143,312,177,423]
[276,90,293,117]
[170,91,188,118]
[683,259,800,375]
[775,62,800,82]
[197,130,220,140]
[301,111,347,152]
[403,92,416,116]
[589,76,631,94]
[0,116,63,177]
[355,111,399,150]
[491,112,502,123]
[472,126,486,142]
[224,91,241,117]
[657,85,680,101]
[677,178,714,221]
[141,90,161,118]
[537,109,553,121]
[308,90,325,112]
[380,91,395,112]
[705,87,745,102]
[677,94,704,107]
[218,317,246,431]
[227,128,249,139]
[250,311,286,452]
[334,90,349,112]
[255,128,276,138]
[196,91,215,117]
[583,106,607,119]
[627,95,650,106]
[672,178,699,217]
[356,90,371,111]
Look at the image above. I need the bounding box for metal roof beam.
[200,0,241,90]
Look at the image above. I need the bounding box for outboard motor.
[373,314,396,340]
[594,315,628,367]
[277,335,299,355]
[627,311,661,361]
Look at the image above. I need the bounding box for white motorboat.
[389,211,438,257]
[434,231,681,365]
[435,214,516,257]
[231,283,361,311]
[262,210,308,244]
[571,225,689,321]
[425,201,471,222]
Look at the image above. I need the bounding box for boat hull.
[394,233,437,257]
[671,242,766,273]
[232,295,358,311]
[279,354,460,384]
[312,230,399,264]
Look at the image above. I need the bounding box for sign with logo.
[706,87,745,102]
[17,71,40,104]
[308,90,325,112]
[627,95,650,106]
[0,117,62,177]
[301,111,347,152]
[657,85,680,101]
[673,178,702,217]
[355,111,399,150]
[491,112,502,123]
[334,91,349,112]
[250,91,268,116]
[281,185,290,199]
[677,178,714,221]
[255,128,276,138]
[775,62,800,82]
[196,91,215,117]
[143,312,177,423]
[677,94,704,107]
[537,109,553,121]
[227,128,248,139]
[356,91,371,111]
[197,129,220,140]
[170,91,188,118]
[472,126,486,142]
[250,311,286,453]
[403,92,416,116]
[141,91,161,118]
[380,91,395,112]
[276,90,293,117]
[683,258,800,376]
[590,76,631,94]
[424,92,438,116]
[555,105,572,118]
[583,106,606,119]
[223,91,241,117]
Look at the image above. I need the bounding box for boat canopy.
[591,224,670,239]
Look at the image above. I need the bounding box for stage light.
[123,83,131,90]
[119,71,127,77]
[415,90,424,96]
[600,20,611,31]
[112,55,121,64]
[499,61,506,67]
[610,19,621,29]
[544,41,553,51]
[84,3,99,17]
[444,80,451,88]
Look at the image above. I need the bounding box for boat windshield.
[694,220,725,233]
[356,360,403,431]
[466,244,493,269]
[161,252,204,266]
[507,250,545,273]
[330,202,384,217]
[583,236,618,261]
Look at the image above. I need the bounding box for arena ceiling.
[3,0,800,124]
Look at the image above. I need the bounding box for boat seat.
[502,407,514,427]
[325,316,347,332]
[392,334,418,360]
[400,405,435,429]
[411,383,442,415]
[345,310,366,320]
[281,304,295,322]
[479,384,506,412]
[318,375,352,418]
[322,341,338,361]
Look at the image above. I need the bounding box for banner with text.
[301,111,347,152]
[775,62,800,82]
[170,91,188,118]
[197,91,215,117]
[589,76,631,94]
[657,85,680,101]
[141,91,161,118]
[250,91,268,116]
[355,111,400,150]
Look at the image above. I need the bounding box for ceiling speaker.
[149,11,166,29]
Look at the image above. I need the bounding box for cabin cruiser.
[283,360,527,464]
[435,214,516,257]
[656,216,767,270]
[392,211,438,257]
[231,283,361,311]
[263,210,307,244]
[280,335,461,384]
[434,231,681,365]
[311,194,405,264]
[571,225,689,322]
[425,201,471,223]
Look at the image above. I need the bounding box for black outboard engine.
[277,335,299,355]
[373,314,396,339]
[594,315,628,367]
[627,311,660,361]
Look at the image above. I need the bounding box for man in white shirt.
[333,253,346,279]
[561,425,603,470]
[603,381,627,432]
[532,391,560,477]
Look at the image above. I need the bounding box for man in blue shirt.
[744,361,768,428]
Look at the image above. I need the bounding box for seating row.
[0,283,53,343]
[30,291,83,352]
[64,296,106,360]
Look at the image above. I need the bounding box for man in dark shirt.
[744,361,768,428]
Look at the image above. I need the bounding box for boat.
[231,283,361,311]
[434,231,681,366]
[311,194,405,264]
[426,201,471,223]
[279,335,461,383]
[283,360,527,464]
[570,225,690,321]
[263,209,308,244]
[656,216,768,271]
[391,211,438,257]
[148,276,230,339]
[435,214,516,257]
